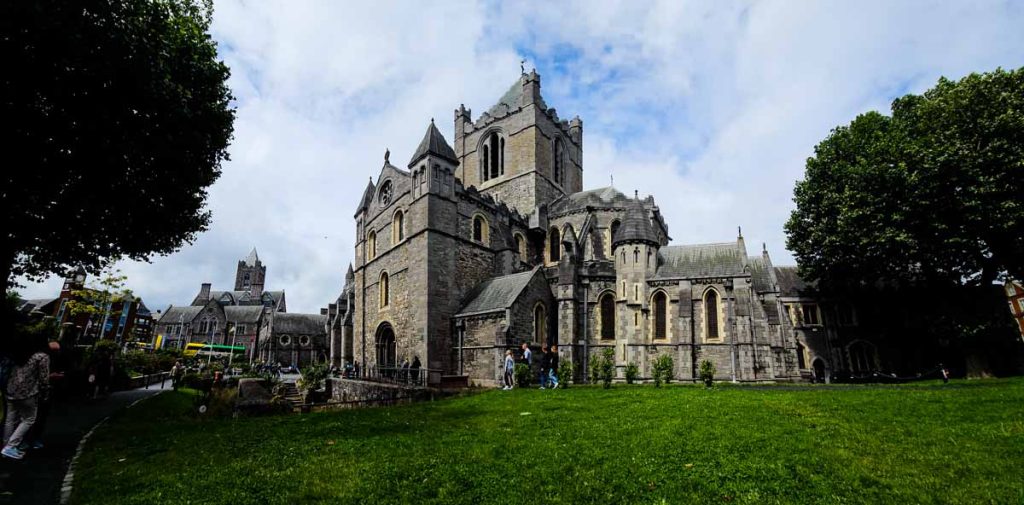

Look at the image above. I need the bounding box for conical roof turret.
[612,193,659,247]
[409,119,458,167]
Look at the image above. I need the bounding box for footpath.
[0,387,164,504]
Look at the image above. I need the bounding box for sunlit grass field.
[72,379,1024,504]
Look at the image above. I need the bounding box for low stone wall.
[328,378,435,408]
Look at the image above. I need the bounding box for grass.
[72,379,1024,505]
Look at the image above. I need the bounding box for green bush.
[653,354,674,388]
[513,363,531,387]
[699,360,716,388]
[298,364,329,394]
[600,348,615,389]
[588,354,602,385]
[557,360,573,389]
[625,362,639,384]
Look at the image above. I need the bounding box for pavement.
[0,387,164,505]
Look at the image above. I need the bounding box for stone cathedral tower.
[234,248,266,296]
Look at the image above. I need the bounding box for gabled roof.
[408,120,458,167]
[272,313,327,335]
[225,305,264,324]
[457,267,541,317]
[654,243,746,279]
[774,267,813,297]
[748,256,775,293]
[158,305,203,324]
[550,186,631,214]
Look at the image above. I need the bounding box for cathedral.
[326,70,883,387]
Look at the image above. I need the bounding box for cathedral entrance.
[812,358,826,383]
[375,322,397,376]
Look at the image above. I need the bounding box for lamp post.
[228,320,238,370]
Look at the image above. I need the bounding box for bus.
[182,343,246,359]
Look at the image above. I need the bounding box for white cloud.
[15,0,1024,312]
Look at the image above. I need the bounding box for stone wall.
[328,378,434,407]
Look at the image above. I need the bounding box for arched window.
[393,211,404,243]
[549,227,561,262]
[848,341,877,372]
[653,291,667,340]
[489,131,500,180]
[634,248,640,264]
[796,342,807,369]
[600,293,615,340]
[482,150,489,182]
[610,220,621,241]
[705,289,721,341]
[534,304,547,344]
[367,230,377,260]
[473,215,488,243]
[514,233,527,262]
[499,137,505,175]
[379,271,390,308]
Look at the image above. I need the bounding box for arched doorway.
[375,322,397,376]
[812,358,826,383]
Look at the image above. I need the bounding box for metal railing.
[358,365,437,387]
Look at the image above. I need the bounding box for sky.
[15,0,1024,314]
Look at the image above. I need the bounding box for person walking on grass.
[503,350,515,390]
[520,342,532,367]
[171,360,184,391]
[2,334,50,460]
[539,345,550,389]
[548,345,560,388]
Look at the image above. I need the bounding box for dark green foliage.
[299,364,329,394]
[72,380,1024,504]
[625,362,639,384]
[599,348,614,389]
[513,362,531,387]
[1,0,235,296]
[699,360,716,388]
[557,360,573,389]
[787,68,1024,289]
[652,354,674,387]
[588,353,602,384]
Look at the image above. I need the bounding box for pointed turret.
[244,247,260,266]
[354,177,376,217]
[345,263,355,284]
[612,194,659,248]
[409,119,458,167]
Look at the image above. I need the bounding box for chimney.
[199,283,211,301]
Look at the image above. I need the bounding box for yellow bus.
[182,343,245,359]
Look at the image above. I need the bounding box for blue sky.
[16,0,1024,314]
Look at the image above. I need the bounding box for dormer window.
[481,131,505,182]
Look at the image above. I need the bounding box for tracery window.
[705,289,721,341]
[600,293,615,340]
[653,291,667,340]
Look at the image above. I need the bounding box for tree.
[786,68,1024,290]
[66,268,134,344]
[1,0,234,298]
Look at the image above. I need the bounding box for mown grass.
[72,379,1024,505]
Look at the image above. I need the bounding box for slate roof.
[486,76,524,117]
[409,120,458,166]
[244,248,260,266]
[748,256,775,293]
[272,313,327,335]
[135,301,152,317]
[550,186,631,214]
[654,243,746,279]
[613,199,659,247]
[18,298,57,314]
[457,268,540,317]
[225,305,264,324]
[355,178,375,216]
[761,300,781,325]
[774,267,813,297]
[158,305,203,324]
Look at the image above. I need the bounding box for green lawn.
[72,380,1024,505]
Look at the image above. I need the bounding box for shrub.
[625,362,639,384]
[589,354,602,385]
[653,354,674,388]
[699,360,716,388]
[298,364,329,400]
[557,360,573,389]
[600,348,615,389]
[513,363,531,387]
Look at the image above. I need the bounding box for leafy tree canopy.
[1,0,234,296]
[786,68,1024,290]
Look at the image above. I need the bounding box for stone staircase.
[280,382,304,410]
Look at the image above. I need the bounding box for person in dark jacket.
[410,356,421,384]
[538,345,550,389]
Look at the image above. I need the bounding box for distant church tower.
[453,69,583,215]
[235,248,266,296]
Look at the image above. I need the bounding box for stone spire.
[408,119,458,167]
[244,247,260,266]
[612,196,659,247]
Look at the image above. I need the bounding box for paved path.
[0,387,164,504]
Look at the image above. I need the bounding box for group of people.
[1,334,60,461]
[502,343,559,390]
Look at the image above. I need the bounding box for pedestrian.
[401,357,410,384]
[548,345,560,388]
[538,345,550,389]
[171,360,184,391]
[502,350,515,390]
[92,346,112,400]
[2,334,50,460]
[520,342,532,367]
[27,341,64,450]
[411,356,421,384]
[940,364,950,384]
